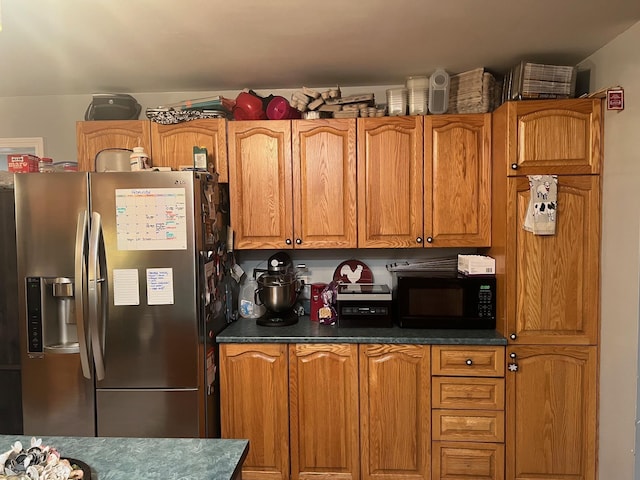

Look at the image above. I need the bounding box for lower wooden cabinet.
[220,343,432,480]
[359,344,431,480]
[506,345,597,480]
[219,343,290,480]
[431,346,505,480]
[433,442,504,480]
[289,344,360,480]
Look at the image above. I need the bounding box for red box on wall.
[8,154,40,173]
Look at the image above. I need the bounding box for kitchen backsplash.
[236,247,478,293]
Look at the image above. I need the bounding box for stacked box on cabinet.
[504,61,577,101]
[447,68,502,114]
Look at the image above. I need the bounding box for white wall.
[579,21,640,480]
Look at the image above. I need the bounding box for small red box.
[8,154,40,173]
[607,89,624,110]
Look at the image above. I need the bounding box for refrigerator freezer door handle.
[75,210,92,379]
[88,211,107,381]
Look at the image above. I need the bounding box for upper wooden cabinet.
[228,120,293,249]
[292,119,357,249]
[150,119,228,181]
[77,119,229,180]
[493,99,602,176]
[357,115,491,248]
[76,120,151,171]
[228,119,357,249]
[357,116,424,248]
[425,114,492,247]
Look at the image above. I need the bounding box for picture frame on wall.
[0,137,44,171]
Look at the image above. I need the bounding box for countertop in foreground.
[0,435,248,480]
[217,316,507,345]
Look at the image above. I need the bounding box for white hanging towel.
[523,175,558,235]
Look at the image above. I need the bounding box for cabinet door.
[150,119,228,181]
[76,120,151,171]
[425,114,491,247]
[219,344,289,480]
[292,119,357,249]
[357,117,424,248]
[507,175,600,344]
[228,121,293,249]
[498,99,602,176]
[360,344,430,480]
[289,344,359,480]
[506,346,597,480]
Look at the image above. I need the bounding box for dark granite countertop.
[0,435,248,480]
[217,316,507,345]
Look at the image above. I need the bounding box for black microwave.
[394,271,496,329]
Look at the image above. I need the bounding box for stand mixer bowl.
[257,273,300,313]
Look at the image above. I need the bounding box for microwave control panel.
[477,285,494,318]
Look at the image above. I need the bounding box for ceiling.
[1,0,640,98]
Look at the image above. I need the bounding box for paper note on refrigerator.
[113,269,140,306]
[146,268,174,305]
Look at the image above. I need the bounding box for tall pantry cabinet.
[486,99,602,480]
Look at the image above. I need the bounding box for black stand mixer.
[255,252,302,326]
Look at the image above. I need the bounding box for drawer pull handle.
[509,352,517,359]
[510,333,517,340]
[511,163,518,170]
[465,359,473,366]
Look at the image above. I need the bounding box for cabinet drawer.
[433,409,504,442]
[433,441,504,480]
[432,346,505,377]
[432,377,504,410]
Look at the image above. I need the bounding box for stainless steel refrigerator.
[15,171,230,438]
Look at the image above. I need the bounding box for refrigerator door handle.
[88,211,107,381]
[75,210,92,379]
